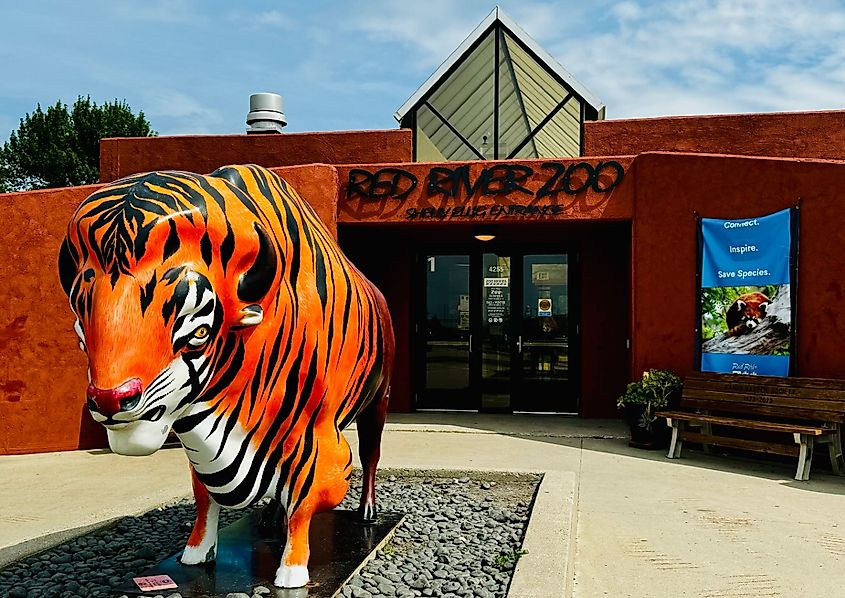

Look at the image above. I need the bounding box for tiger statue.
[58,164,394,588]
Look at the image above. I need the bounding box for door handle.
[517,335,522,353]
[468,334,473,353]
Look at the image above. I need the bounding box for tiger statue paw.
[275,563,309,588]
[179,542,217,565]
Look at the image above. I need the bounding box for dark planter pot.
[623,404,669,450]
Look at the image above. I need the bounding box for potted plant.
[617,369,683,449]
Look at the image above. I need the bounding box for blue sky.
[2,0,844,140]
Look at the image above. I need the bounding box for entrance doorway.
[419,251,578,413]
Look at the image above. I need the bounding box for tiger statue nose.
[86,378,143,417]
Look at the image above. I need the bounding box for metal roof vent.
[246,93,286,134]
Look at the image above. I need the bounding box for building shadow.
[383,411,627,439]
[379,411,845,494]
[76,404,107,450]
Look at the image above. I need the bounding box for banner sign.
[698,208,797,376]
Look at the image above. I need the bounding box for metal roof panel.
[395,6,603,122]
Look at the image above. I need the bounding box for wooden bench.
[656,373,845,480]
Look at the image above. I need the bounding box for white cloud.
[349,0,487,69]
[545,0,845,117]
[734,65,845,113]
[345,0,845,119]
[3,0,843,140]
[611,1,642,22]
[227,8,295,30]
[255,10,293,29]
[141,90,224,134]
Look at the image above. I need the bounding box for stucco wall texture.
[99,129,412,183]
[632,152,845,381]
[5,112,845,453]
[585,110,845,160]
[0,185,105,454]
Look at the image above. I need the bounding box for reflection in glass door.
[481,254,511,410]
[420,255,473,409]
[418,251,577,413]
[517,254,575,412]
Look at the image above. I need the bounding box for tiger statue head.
[58,166,279,456]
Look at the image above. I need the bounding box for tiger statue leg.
[356,382,390,522]
[275,427,353,587]
[181,465,221,565]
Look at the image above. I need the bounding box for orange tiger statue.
[58,164,394,588]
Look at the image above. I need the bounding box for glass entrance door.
[418,251,576,413]
[420,255,473,409]
[481,253,512,411]
[515,254,576,413]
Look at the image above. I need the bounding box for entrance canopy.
[395,7,604,162]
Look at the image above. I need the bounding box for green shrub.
[617,369,682,430]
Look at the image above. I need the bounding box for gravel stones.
[338,473,537,598]
[0,502,244,598]
[0,473,537,598]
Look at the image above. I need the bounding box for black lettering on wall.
[536,163,566,199]
[347,168,417,200]
[482,164,534,195]
[405,202,571,220]
[348,160,625,202]
[592,161,625,193]
[562,162,594,195]
[428,165,485,198]
[535,160,626,198]
[427,164,536,198]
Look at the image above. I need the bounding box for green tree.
[0,96,155,192]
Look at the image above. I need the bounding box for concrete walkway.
[1,414,844,596]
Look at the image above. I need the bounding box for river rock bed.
[0,472,539,598]
[338,473,538,598]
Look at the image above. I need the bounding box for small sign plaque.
[484,277,509,287]
[133,575,178,591]
[538,298,553,317]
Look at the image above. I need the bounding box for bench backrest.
[681,373,845,424]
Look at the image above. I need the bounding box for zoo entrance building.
[4,8,845,453]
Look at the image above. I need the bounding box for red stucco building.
[4,9,845,453]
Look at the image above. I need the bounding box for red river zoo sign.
[345,161,626,220]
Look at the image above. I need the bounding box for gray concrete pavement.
[508,471,577,598]
[0,447,191,556]
[1,414,843,597]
